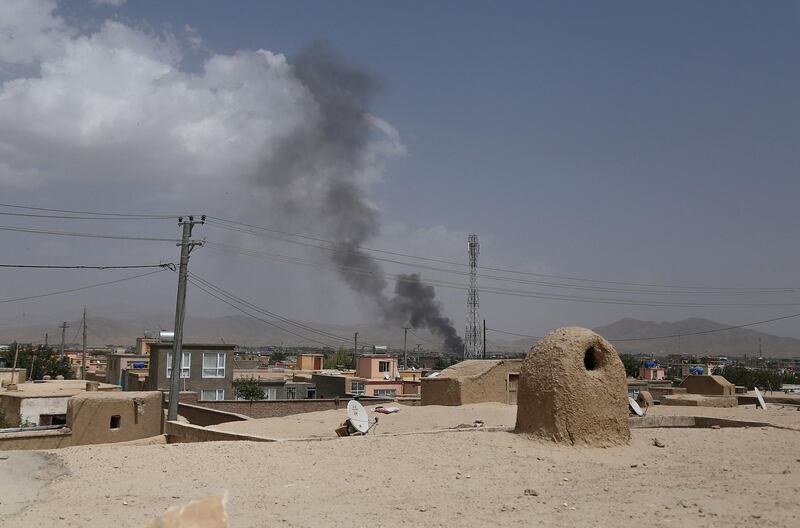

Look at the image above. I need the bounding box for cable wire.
[0,263,174,270]
[0,225,179,242]
[0,269,168,304]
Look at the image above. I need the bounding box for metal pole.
[12,342,19,380]
[403,327,409,370]
[59,321,68,358]
[353,332,358,370]
[167,216,204,421]
[81,307,87,380]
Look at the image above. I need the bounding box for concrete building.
[679,374,735,396]
[639,365,666,380]
[0,380,120,427]
[0,390,163,450]
[421,359,523,406]
[106,353,150,387]
[147,343,235,401]
[296,354,324,371]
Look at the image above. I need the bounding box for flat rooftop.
[0,380,120,398]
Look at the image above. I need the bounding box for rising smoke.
[255,41,463,354]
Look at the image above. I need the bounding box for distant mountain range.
[2,313,799,359]
[499,317,800,359]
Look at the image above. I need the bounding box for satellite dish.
[754,387,767,410]
[628,396,644,417]
[347,399,371,434]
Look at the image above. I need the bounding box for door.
[507,373,519,405]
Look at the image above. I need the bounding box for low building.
[0,380,120,427]
[679,374,735,396]
[106,353,150,387]
[0,390,163,450]
[296,354,324,371]
[147,343,235,402]
[421,359,523,406]
[639,365,666,380]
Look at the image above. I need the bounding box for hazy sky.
[1,0,798,345]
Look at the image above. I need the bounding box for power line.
[204,241,800,308]
[0,269,168,304]
[206,217,794,293]
[186,277,341,348]
[0,211,173,220]
[0,263,174,270]
[486,328,540,339]
[0,202,172,218]
[0,225,179,242]
[1,202,792,292]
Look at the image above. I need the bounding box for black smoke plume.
[254,41,463,354]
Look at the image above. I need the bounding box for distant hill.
[594,317,800,358]
[3,313,798,359]
[500,317,800,359]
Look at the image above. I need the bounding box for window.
[166,352,191,378]
[286,387,297,400]
[307,388,316,399]
[202,352,226,378]
[374,389,397,397]
[109,415,121,429]
[201,389,225,401]
[378,361,390,373]
[351,380,364,395]
[39,414,66,426]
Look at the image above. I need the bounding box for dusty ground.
[210,402,517,439]
[2,404,800,527]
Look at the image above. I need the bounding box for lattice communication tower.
[464,234,482,359]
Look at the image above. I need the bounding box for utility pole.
[167,216,205,421]
[81,307,87,380]
[353,332,358,370]
[59,321,69,358]
[403,327,410,370]
[45,333,49,347]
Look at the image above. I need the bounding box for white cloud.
[0,0,71,64]
[0,2,401,205]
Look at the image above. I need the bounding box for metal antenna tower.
[465,234,481,359]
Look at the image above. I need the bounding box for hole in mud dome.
[109,415,121,429]
[584,347,600,370]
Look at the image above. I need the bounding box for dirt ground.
[2,404,800,528]
[210,402,517,439]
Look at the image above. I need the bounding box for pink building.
[352,355,419,397]
[639,366,666,380]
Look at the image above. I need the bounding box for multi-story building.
[147,343,235,401]
[105,353,150,388]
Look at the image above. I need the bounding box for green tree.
[270,351,287,363]
[324,347,352,369]
[0,343,71,380]
[233,377,265,401]
[618,353,640,378]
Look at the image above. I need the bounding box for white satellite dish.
[628,396,644,417]
[347,399,371,434]
[754,387,767,410]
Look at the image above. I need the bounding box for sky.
[0,0,798,346]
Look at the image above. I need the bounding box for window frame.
[350,380,365,395]
[166,351,191,379]
[285,386,297,400]
[201,388,225,401]
[378,361,390,373]
[374,388,397,397]
[202,352,226,378]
